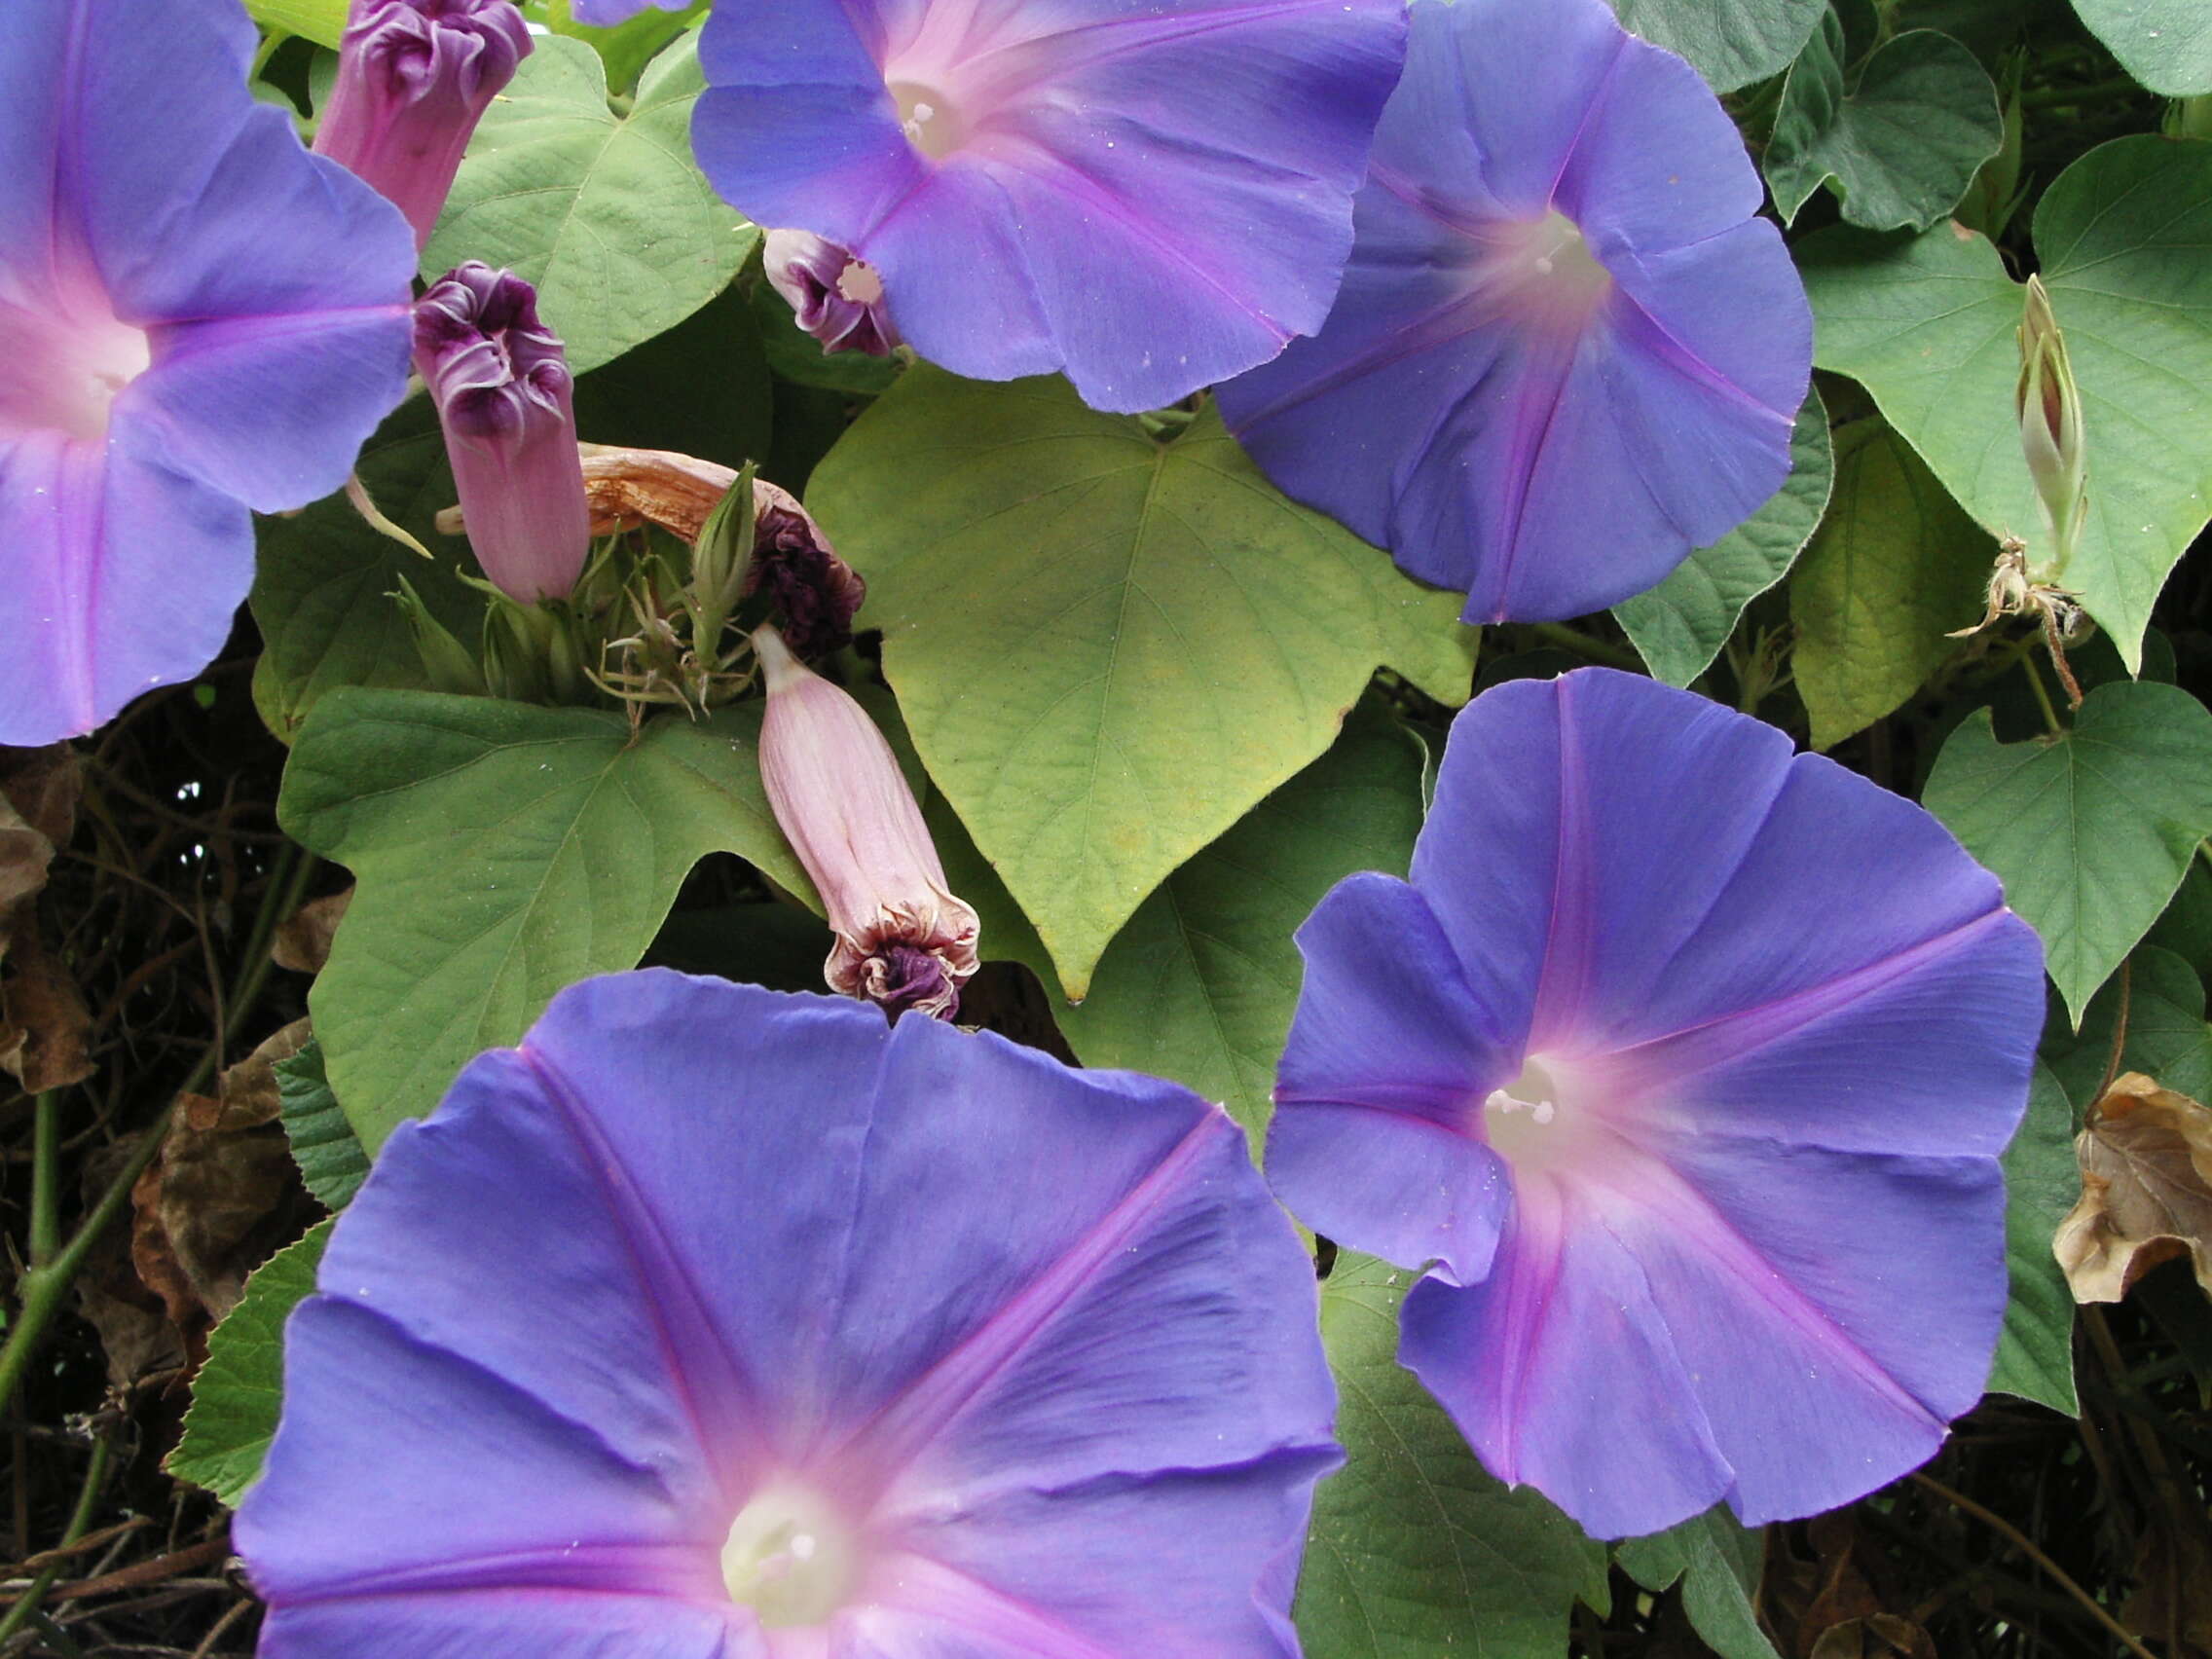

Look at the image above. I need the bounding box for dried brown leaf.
[0,747,88,1089]
[78,1143,188,1392]
[2054,1071,2212,1302]
[2120,1504,2212,1656]
[272,887,351,976]
[0,934,93,1092]
[0,743,82,847]
[129,1020,318,1342]
[0,795,54,926]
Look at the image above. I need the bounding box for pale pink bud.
[414,263,591,603]
[313,0,532,251]
[754,626,979,1020]
[764,230,901,357]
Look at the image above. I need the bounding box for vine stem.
[27,1095,58,1270]
[0,847,314,1421]
[1910,1472,2156,1659]
[2021,651,2066,738]
[0,1434,110,1645]
[2020,74,2146,108]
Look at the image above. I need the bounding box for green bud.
[2167,95,2212,142]
[390,571,483,696]
[688,464,758,648]
[2016,276,2087,579]
[481,595,551,703]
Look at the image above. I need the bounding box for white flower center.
[1479,1054,1615,1179]
[1485,210,1613,335]
[0,299,152,444]
[836,260,886,307]
[720,1485,861,1629]
[889,81,969,160]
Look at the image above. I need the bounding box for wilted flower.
[2017,275,2087,578]
[1216,0,1812,623]
[313,0,532,250]
[755,627,978,1018]
[692,0,1408,413]
[238,970,1339,1655]
[748,487,868,661]
[766,229,902,358]
[414,263,592,604]
[1267,669,2044,1538]
[0,0,416,747]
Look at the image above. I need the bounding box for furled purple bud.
[754,626,979,1020]
[2017,275,2087,578]
[414,263,591,603]
[313,0,532,250]
[764,229,902,357]
[746,479,867,660]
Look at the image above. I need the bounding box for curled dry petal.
[575,444,738,542]
[2054,1072,2212,1302]
[573,446,866,656]
[754,626,978,1018]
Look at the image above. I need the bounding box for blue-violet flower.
[691,0,1409,413]
[1267,669,2044,1538]
[0,0,416,746]
[238,970,1339,1655]
[1216,0,1812,623]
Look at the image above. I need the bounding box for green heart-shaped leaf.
[1801,136,2212,666]
[808,369,1473,999]
[1765,16,2002,231]
[1605,0,1825,91]
[1924,681,2212,1023]
[1616,390,1833,688]
[425,34,756,375]
[280,689,806,1150]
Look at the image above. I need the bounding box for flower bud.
[313,0,532,251]
[754,626,979,1020]
[764,230,901,357]
[2016,275,2087,577]
[391,571,484,695]
[415,263,591,603]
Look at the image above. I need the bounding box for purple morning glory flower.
[1215,0,1812,623]
[237,971,1338,1654]
[765,230,903,359]
[0,0,416,747]
[313,0,533,251]
[415,263,592,603]
[691,0,1409,413]
[1267,670,2043,1539]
